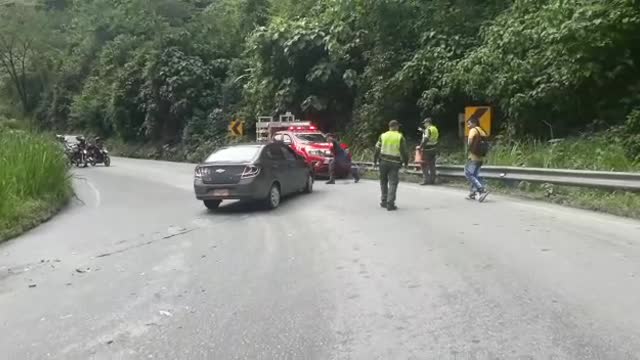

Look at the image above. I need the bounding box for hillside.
[0,0,639,165]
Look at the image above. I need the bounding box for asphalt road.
[1,157,640,360]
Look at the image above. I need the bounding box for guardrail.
[352,161,640,192]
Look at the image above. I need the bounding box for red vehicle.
[273,125,352,178]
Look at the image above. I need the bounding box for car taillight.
[242,165,261,179]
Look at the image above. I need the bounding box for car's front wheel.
[203,200,221,210]
[264,183,281,209]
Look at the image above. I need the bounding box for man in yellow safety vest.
[419,117,439,185]
[374,120,409,211]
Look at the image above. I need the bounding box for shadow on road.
[206,190,324,215]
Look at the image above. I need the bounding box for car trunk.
[201,165,246,185]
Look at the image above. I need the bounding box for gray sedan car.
[194,143,314,210]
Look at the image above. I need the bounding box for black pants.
[421,151,437,184]
[379,160,400,205]
[329,158,360,181]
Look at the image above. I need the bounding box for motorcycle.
[87,140,111,167]
[71,145,89,168]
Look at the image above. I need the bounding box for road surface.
[1,157,640,360]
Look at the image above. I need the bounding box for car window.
[280,145,297,161]
[266,145,285,160]
[295,133,326,143]
[205,145,262,163]
[273,134,283,142]
[282,134,292,145]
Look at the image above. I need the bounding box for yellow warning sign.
[229,120,244,137]
[464,106,492,136]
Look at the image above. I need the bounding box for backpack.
[477,136,490,156]
[471,128,490,157]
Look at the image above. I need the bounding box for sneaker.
[478,190,490,203]
[380,202,387,208]
[354,178,360,183]
[466,192,477,200]
[326,179,335,185]
[387,204,398,211]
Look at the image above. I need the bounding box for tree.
[0,4,49,114]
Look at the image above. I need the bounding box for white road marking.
[85,180,102,208]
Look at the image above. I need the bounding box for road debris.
[28,284,37,288]
[75,267,91,274]
[159,310,173,317]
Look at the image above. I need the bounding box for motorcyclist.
[76,136,87,150]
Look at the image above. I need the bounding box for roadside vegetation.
[1,1,639,151]
[0,120,72,241]
[354,132,640,172]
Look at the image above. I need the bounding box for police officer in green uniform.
[374,120,409,211]
[419,117,439,185]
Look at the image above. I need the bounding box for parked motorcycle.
[71,136,89,168]
[87,138,111,167]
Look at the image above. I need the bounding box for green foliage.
[0,0,638,169]
[453,0,640,135]
[486,137,638,171]
[0,130,71,241]
[244,16,358,129]
[622,109,640,161]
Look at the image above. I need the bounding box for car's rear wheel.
[203,200,221,210]
[264,183,281,209]
[303,173,314,193]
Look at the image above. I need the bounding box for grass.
[482,136,639,171]
[0,128,72,242]
[353,133,640,172]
